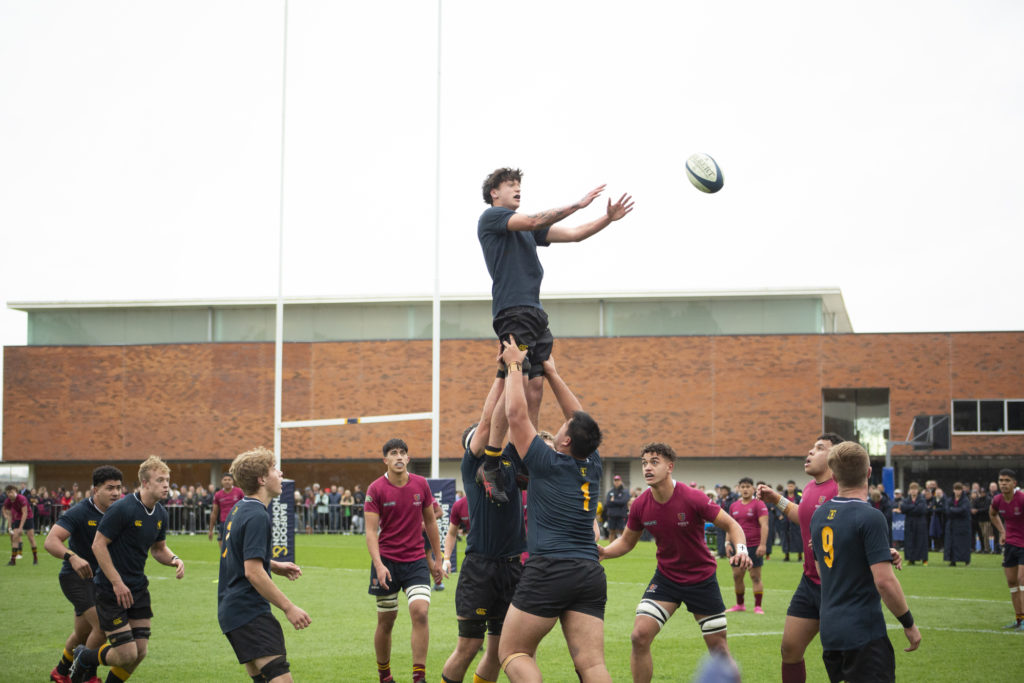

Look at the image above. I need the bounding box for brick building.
[4,291,1023,495]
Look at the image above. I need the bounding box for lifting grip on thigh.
[501,652,529,673]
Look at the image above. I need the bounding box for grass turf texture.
[2,535,1013,682]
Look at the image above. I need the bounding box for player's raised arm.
[541,357,582,420]
[546,192,634,243]
[756,483,799,524]
[469,367,506,457]
[502,337,536,456]
[506,185,605,232]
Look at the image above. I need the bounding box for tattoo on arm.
[527,205,576,227]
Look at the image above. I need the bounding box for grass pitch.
[2,534,1014,681]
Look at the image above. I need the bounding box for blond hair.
[827,442,869,489]
[230,447,276,495]
[138,455,170,484]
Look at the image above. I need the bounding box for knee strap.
[501,652,529,674]
[406,584,431,604]
[699,612,728,635]
[376,593,399,613]
[458,619,487,639]
[636,599,669,630]
[108,629,135,648]
[260,655,290,681]
[132,626,151,640]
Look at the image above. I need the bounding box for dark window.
[822,388,889,456]
[979,401,1004,432]
[1008,401,1024,432]
[953,401,978,432]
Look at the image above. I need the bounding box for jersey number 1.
[581,482,591,511]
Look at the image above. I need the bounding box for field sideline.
[2,534,1013,682]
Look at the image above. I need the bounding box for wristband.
[507,361,522,373]
[897,610,914,628]
[496,367,506,379]
[171,555,180,564]
[775,498,790,513]
[63,551,73,562]
[735,543,748,555]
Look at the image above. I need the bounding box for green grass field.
[2,535,1014,682]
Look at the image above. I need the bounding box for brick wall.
[5,333,1024,467]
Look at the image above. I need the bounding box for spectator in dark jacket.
[897,482,929,565]
[944,482,972,566]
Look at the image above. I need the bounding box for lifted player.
[45,466,123,683]
[441,364,526,683]
[70,456,185,683]
[218,447,310,683]
[810,442,921,681]
[476,168,633,502]
[600,443,750,683]
[989,468,1024,630]
[365,439,444,683]
[208,472,244,551]
[726,477,770,614]
[4,484,38,565]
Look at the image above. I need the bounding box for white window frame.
[951,399,1024,435]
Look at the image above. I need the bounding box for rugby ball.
[685,153,724,194]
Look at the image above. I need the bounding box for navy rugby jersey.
[94,492,168,592]
[54,497,104,576]
[218,497,274,633]
[460,444,525,558]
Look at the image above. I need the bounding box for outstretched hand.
[606,193,634,221]
[577,185,606,209]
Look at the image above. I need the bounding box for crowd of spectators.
[0,480,369,536]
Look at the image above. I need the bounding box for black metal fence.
[8,501,365,536]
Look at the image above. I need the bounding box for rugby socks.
[472,675,496,683]
[412,663,426,682]
[377,660,392,683]
[781,660,806,683]
[56,647,74,675]
[735,592,745,606]
[106,666,131,683]
[483,446,502,472]
[754,591,763,608]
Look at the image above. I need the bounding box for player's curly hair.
[640,442,677,461]
[92,466,124,487]
[482,167,523,205]
[230,447,276,495]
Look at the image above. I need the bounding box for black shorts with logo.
[225,612,286,664]
[455,553,523,634]
[59,572,97,616]
[786,574,822,620]
[823,635,895,683]
[512,556,606,619]
[493,306,553,379]
[368,556,430,596]
[643,570,726,616]
[95,585,153,632]
[1002,542,1024,568]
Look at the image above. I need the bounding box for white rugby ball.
[685,153,724,194]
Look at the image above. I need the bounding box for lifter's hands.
[500,336,527,367]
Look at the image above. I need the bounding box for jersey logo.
[476,607,487,616]
[113,617,123,626]
[365,494,373,503]
[580,467,587,476]
[414,494,421,503]
[134,520,143,527]
[827,509,836,520]
[157,520,162,529]
[646,583,658,593]
[88,520,97,527]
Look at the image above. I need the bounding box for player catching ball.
[476,167,633,503]
[600,443,750,683]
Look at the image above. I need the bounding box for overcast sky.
[2,2,1023,450]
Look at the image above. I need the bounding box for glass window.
[822,388,889,456]
[1008,401,1024,432]
[979,400,1004,432]
[952,401,978,432]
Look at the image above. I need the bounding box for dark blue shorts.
[1002,543,1024,568]
[455,553,523,634]
[786,574,822,620]
[59,571,96,616]
[643,569,726,616]
[493,306,552,379]
[368,557,430,595]
[823,635,894,683]
[512,556,606,619]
